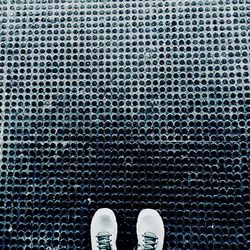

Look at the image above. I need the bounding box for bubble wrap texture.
[0,0,250,249]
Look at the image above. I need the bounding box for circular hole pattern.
[0,0,250,249]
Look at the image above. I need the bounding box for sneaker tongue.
[97,232,112,250]
[144,232,157,239]
[143,232,158,250]
[97,231,111,237]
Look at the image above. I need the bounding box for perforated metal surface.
[0,0,250,249]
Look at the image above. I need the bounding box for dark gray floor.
[0,0,250,249]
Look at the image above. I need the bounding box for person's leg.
[91,208,117,250]
[135,209,164,250]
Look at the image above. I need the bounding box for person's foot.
[135,209,164,250]
[91,208,117,250]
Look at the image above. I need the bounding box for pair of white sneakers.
[91,208,165,250]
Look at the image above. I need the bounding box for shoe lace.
[142,232,158,250]
[96,232,112,250]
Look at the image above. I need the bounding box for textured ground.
[0,0,250,249]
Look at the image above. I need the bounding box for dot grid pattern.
[0,0,250,249]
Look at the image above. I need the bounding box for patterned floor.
[0,0,250,249]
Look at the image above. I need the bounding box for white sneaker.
[91,208,117,250]
[136,209,165,250]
